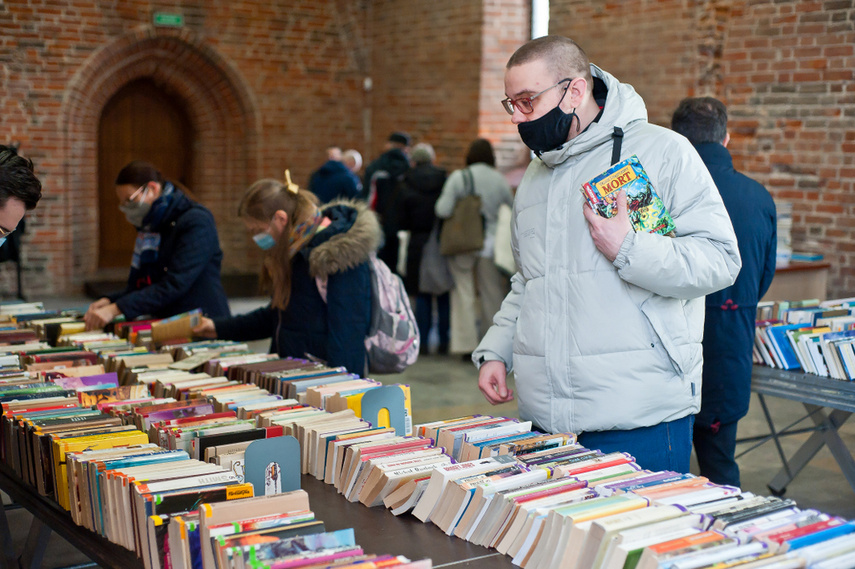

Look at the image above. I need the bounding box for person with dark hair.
[435,138,513,358]
[363,132,412,274]
[0,146,43,295]
[0,145,42,214]
[397,143,450,354]
[193,175,380,376]
[672,97,777,486]
[308,146,360,204]
[83,160,230,330]
[473,35,741,473]
[0,145,42,237]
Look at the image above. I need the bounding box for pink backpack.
[316,254,419,374]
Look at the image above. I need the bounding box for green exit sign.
[153,12,184,27]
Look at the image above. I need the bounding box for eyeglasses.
[119,185,146,208]
[501,78,572,115]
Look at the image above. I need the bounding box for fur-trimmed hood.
[307,198,382,278]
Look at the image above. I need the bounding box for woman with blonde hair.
[194,173,381,375]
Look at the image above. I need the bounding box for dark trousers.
[415,292,449,353]
[378,227,399,275]
[576,414,694,474]
[693,419,740,487]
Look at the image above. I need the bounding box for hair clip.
[284,170,299,194]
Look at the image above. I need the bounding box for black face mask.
[518,105,580,154]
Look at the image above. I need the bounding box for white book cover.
[411,456,511,523]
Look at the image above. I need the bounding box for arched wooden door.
[97,78,195,268]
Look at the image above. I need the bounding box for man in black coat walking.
[363,132,411,274]
[672,97,777,486]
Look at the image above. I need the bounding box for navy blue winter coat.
[696,142,777,427]
[110,188,230,320]
[309,160,360,204]
[213,200,379,376]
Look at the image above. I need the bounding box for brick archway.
[61,26,259,290]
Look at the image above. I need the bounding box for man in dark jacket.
[363,132,411,274]
[672,97,777,486]
[309,147,360,204]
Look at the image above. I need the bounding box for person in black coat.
[672,98,777,487]
[363,132,411,274]
[84,161,230,330]
[398,143,450,355]
[194,175,380,376]
[308,147,360,204]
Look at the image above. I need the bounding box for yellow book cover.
[51,429,149,510]
[341,384,412,434]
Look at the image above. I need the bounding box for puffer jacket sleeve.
[473,271,525,371]
[612,135,741,299]
[473,202,525,371]
[213,304,278,342]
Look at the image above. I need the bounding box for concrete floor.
[4,297,855,567]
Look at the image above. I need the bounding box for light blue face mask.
[0,237,6,249]
[252,231,276,250]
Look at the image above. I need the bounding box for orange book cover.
[646,529,726,554]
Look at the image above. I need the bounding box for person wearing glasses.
[84,160,230,330]
[192,175,380,376]
[0,144,42,250]
[472,35,741,473]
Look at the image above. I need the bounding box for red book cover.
[264,425,284,437]
[762,517,844,545]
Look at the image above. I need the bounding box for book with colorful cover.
[580,155,676,236]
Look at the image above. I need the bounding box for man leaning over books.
[473,35,741,474]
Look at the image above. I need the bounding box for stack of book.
[754,297,855,379]
[4,301,855,569]
[0,307,434,569]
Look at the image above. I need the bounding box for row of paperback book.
[348,415,855,569]
[754,297,855,379]
[0,303,427,569]
[1,301,854,568]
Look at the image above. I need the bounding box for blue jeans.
[576,414,694,473]
[415,292,449,351]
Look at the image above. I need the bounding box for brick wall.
[0,0,369,297]
[551,0,855,298]
[0,0,528,298]
[366,0,529,173]
[3,0,853,299]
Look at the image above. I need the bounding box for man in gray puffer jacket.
[473,35,741,473]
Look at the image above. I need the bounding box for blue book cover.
[787,520,855,550]
[766,323,811,370]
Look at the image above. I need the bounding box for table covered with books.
[1,300,855,569]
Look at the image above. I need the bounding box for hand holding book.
[582,189,634,262]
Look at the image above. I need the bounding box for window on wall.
[532,0,549,39]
